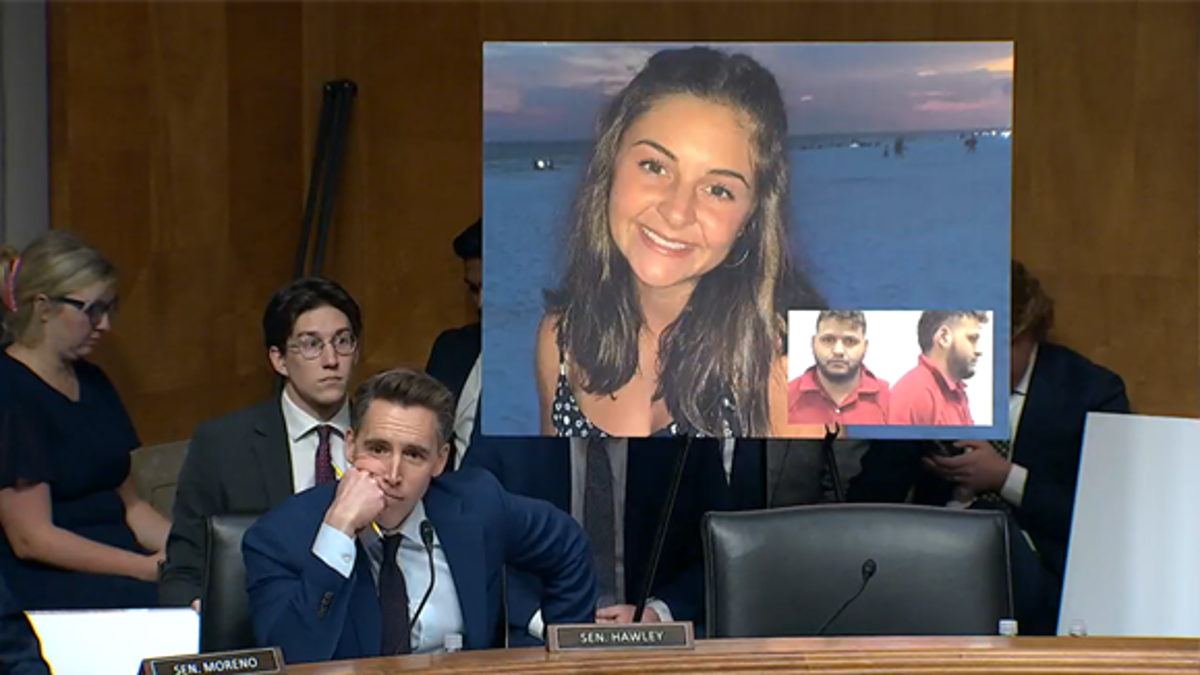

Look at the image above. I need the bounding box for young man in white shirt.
[160,277,363,610]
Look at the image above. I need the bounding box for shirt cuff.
[1001,463,1028,507]
[312,523,356,579]
[528,609,545,641]
[645,597,673,623]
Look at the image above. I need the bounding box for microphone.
[814,558,877,636]
[409,520,437,631]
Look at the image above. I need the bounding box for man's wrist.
[322,506,357,537]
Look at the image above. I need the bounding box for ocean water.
[482,130,1011,438]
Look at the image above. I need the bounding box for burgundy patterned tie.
[314,425,336,486]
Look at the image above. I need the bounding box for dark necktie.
[379,534,412,655]
[585,437,618,607]
[314,425,336,486]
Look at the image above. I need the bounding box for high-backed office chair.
[703,504,1013,638]
[201,514,261,653]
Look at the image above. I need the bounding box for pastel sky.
[484,42,1013,142]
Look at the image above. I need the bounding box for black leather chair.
[201,514,262,653]
[703,504,1013,638]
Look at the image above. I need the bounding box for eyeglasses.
[288,331,358,360]
[53,296,119,327]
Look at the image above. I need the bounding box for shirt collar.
[918,353,967,394]
[1014,343,1038,396]
[366,499,433,546]
[280,389,351,442]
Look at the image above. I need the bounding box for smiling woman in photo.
[536,46,823,439]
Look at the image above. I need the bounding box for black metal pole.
[294,82,337,280]
[311,80,357,277]
[822,424,845,503]
[633,434,692,622]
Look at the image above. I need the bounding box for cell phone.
[928,440,965,457]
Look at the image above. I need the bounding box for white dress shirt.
[281,389,350,493]
[313,500,465,654]
[452,356,482,470]
[527,437,672,641]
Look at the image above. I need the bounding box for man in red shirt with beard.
[887,311,987,426]
[788,311,890,426]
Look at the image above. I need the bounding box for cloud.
[914,99,993,112]
[485,42,1014,139]
[560,45,654,94]
[976,55,1014,74]
[483,85,522,114]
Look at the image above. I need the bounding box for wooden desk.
[286,636,1200,674]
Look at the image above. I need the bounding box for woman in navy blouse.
[0,232,169,610]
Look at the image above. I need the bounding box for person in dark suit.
[0,575,50,674]
[425,218,482,470]
[849,261,1130,635]
[242,368,595,664]
[464,434,756,642]
[159,278,363,609]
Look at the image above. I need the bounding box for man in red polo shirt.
[887,310,987,426]
[788,311,890,425]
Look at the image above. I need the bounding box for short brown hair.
[917,311,990,354]
[1012,261,1054,341]
[816,310,866,334]
[350,367,455,447]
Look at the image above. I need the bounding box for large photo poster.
[482,42,1013,440]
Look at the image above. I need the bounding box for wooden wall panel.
[298,1,484,380]
[49,2,305,443]
[47,1,1199,445]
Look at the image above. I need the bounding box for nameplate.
[140,647,285,675]
[546,621,695,651]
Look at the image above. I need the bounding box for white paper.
[1059,412,1200,636]
[27,607,199,675]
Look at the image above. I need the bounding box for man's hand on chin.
[595,604,661,624]
[323,467,386,536]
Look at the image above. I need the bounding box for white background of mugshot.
[787,310,995,426]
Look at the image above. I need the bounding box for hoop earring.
[724,248,750,268]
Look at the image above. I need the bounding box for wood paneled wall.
[47,2,1198,444]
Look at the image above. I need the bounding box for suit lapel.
[425,484,488,649]
[252,400,294,506]
[1013,346,1057,462]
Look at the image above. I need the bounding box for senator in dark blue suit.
[242,368,596,664]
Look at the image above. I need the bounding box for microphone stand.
[410,521,437,635]
[821,423,845,503]
[633,434,692,623]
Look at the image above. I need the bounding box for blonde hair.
[0,231,116,345]
[0,245,18,343]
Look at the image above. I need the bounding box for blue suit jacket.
[242,468,596,664]
[464,435,759,639]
